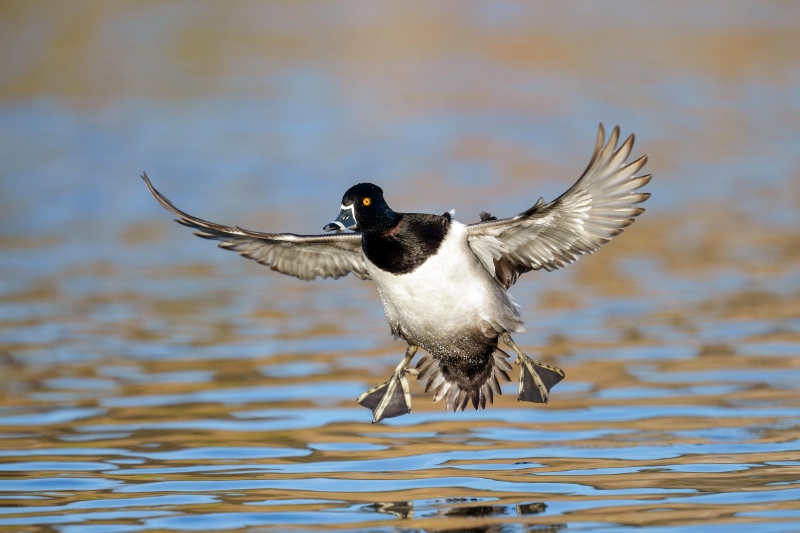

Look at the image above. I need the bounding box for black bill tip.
[324,222,345,232]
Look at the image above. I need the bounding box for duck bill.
[323,204,357,232]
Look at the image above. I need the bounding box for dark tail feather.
[416,348,513,412]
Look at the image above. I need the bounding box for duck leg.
[501,332,565,404]
[357,345,419,423]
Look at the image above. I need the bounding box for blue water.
[2,1,800,531]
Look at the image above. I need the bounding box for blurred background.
[1,1,800,531]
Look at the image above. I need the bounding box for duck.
[141,124,651,423]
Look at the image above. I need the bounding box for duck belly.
[367,222,523,352]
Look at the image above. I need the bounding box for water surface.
[2,2,800,531]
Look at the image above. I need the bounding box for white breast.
[366,221,524,347]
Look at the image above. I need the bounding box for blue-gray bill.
[324,205,357,232]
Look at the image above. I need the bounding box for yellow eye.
[363,197,372,206]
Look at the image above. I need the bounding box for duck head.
[324,183,399,234]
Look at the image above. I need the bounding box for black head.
[324,183,398,233]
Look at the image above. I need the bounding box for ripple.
[2,2,800,531]
[0,461,113,472]
[99,382,365,408]
[113,476,695,496]
[0,407,105,426]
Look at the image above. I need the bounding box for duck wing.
[466,124,651,290]
[141,174,371,281]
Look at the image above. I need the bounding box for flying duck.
[142,124,651,423]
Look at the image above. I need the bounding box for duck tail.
[415,347,513,412]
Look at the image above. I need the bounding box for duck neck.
[364,209,402,237]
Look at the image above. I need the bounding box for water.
[2,1,800,531]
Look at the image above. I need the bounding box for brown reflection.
[517,502,548,515]
[697,343,736,358]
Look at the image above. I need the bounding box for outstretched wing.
[466,124,651,289]
[141,174,371,281]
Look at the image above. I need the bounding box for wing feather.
[466,124,651,288]
[141,174,370,281]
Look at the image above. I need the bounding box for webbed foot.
[357,345,418,423]
[516,353,565,403]
[502,332,565,404]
